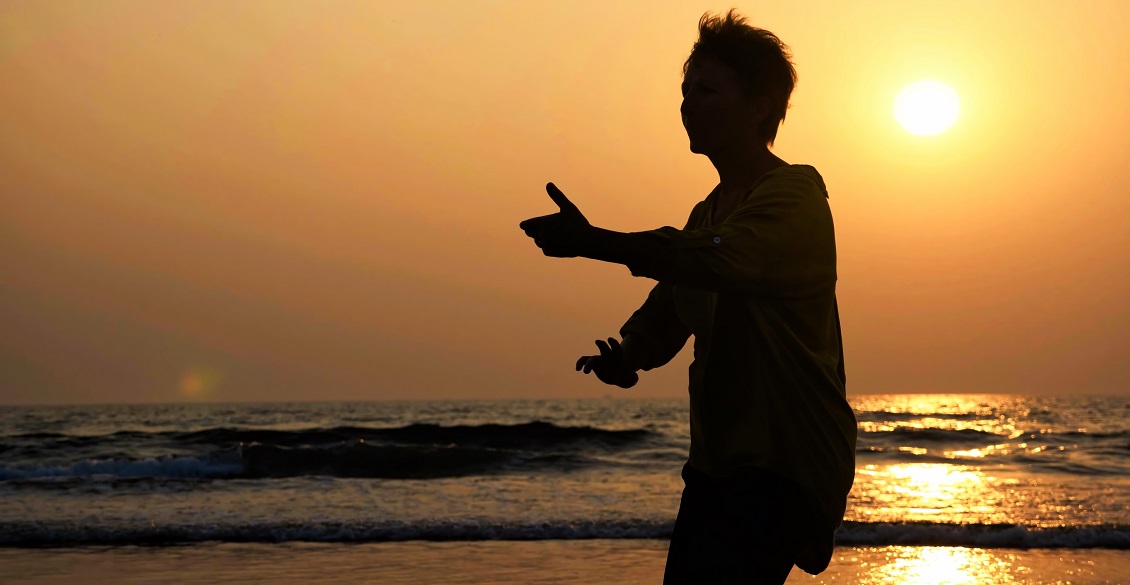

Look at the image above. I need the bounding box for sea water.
[1,395,1127,549]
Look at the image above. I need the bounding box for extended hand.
[576,338,639,389]
[519,183,592,258]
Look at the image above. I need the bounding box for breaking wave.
[0,422,653,481]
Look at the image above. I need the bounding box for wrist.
[619,334,646,373]
[575,223,599,258]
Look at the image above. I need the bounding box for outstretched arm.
[519,179,836,296]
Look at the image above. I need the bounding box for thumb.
[546,182,580,214]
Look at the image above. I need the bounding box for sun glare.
[894,80,960,136]
[865,547,1017,585]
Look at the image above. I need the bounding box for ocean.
[1,394,1128,583]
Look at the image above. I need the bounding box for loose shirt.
[620,164,857,573]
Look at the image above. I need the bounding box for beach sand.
[1,541,1126,584]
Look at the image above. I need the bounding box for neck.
[708,142,786,195]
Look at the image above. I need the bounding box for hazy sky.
[2,1,1127,404]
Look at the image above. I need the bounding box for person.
[519,10,856,584]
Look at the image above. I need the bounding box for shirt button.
[712,236,721,244]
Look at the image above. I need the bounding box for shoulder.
[730,165,834,225]
[754,164,829,200]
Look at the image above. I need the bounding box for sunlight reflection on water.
[855,547,1021,585]
[854,463,1001,522]
[846,394,1128,528]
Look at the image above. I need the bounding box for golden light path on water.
[855,463,999,520]
[827,393,1123,584]
[843,394,1117,530]
[845,547,1022,585]
[850,395,1017,525]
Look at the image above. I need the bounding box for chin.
[685,133,714,155]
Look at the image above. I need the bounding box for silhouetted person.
[520,10,856,584]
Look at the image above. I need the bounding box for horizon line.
[2,390,1125,408]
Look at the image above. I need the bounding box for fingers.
[577,355,598,374]
[522,183,581,248]
[519,186,570,235]
[584,356,599,374]
[520,216,549,250]
[520,215,559,251]
[577,339,624,379]
[519,214,553,235]
[595,339,612,360]
[545,182,578,214]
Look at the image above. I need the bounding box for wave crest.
[0,422,636,481]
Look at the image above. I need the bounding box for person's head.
[680,10,797,154]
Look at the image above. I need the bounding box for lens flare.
[179,368,221,399]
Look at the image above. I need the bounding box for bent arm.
[618,282,691,372]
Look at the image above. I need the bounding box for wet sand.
[1,541,1126,584]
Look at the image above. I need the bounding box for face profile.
[680,56,770,157]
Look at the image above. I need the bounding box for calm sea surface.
[1,395,1127,549]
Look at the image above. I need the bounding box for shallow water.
[2,542,1127,585]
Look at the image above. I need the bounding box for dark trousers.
[663,463,813,585]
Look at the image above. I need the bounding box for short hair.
[683,10,797,146]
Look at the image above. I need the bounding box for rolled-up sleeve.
[625,174,837,297]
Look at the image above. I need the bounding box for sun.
[894,80,960,136]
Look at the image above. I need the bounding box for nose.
[680,99,693,128]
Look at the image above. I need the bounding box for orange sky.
[2,1,1127,404]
